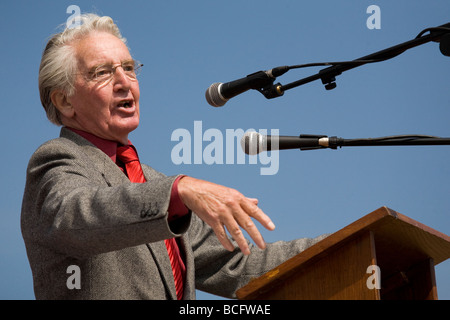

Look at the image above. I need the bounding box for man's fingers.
[241,198,276,231]
[218,197,274,254]
[232,209,266,251]
[211,223,235,252]
[177,177,276,255]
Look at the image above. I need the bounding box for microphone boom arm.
[259,22,450,98]
[300,134,450,151]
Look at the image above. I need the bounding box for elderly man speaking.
[21,14,326,300]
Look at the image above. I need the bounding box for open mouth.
[117,100,133,108]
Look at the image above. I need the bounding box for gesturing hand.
[177,176,275,255]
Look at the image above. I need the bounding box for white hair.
[38,14,127,125]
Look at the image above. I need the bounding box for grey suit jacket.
[21,127,327,300]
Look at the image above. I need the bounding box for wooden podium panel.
[236,207,450,300]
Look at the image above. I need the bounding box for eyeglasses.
[84,60,143,84]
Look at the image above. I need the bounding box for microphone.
[241,132,332,155]
[241,132,450,154]
[205,66,289,107]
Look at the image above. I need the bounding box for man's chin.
[115,123,139,143]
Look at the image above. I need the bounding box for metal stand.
[299,134,450,151]
[258,22,450,99]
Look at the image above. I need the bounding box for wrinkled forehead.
[73,31,132,70]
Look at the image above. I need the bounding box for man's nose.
[113,67,132,91]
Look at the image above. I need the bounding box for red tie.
[117,144,185,300]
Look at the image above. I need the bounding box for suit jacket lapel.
[146,241,178,300]
[178,235,195,299]
[60,127,129,185]
[150,236,195,300]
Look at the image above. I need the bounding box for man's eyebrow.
[83,62,106,73]
[86,59,135,72]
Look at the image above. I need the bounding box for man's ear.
[51,90,75,118]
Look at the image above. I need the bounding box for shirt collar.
[66,127,129,164]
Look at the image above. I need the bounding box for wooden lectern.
[236,207,450,300]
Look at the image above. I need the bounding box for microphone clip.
[298,134,329,151]
[256,66,290,99]
[257,82,284,99]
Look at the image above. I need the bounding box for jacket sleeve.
[21,138,191,260]
[187,214,329,299]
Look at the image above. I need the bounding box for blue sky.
[1,0,449,300]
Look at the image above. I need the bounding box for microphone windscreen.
[205,83,227,107]
[241,132,263,155]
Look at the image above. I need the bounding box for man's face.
[66,31,140,144]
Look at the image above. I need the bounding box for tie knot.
[116,144,146,183]
[117,145,139,164]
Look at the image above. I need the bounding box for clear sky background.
[1,0,449,300]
